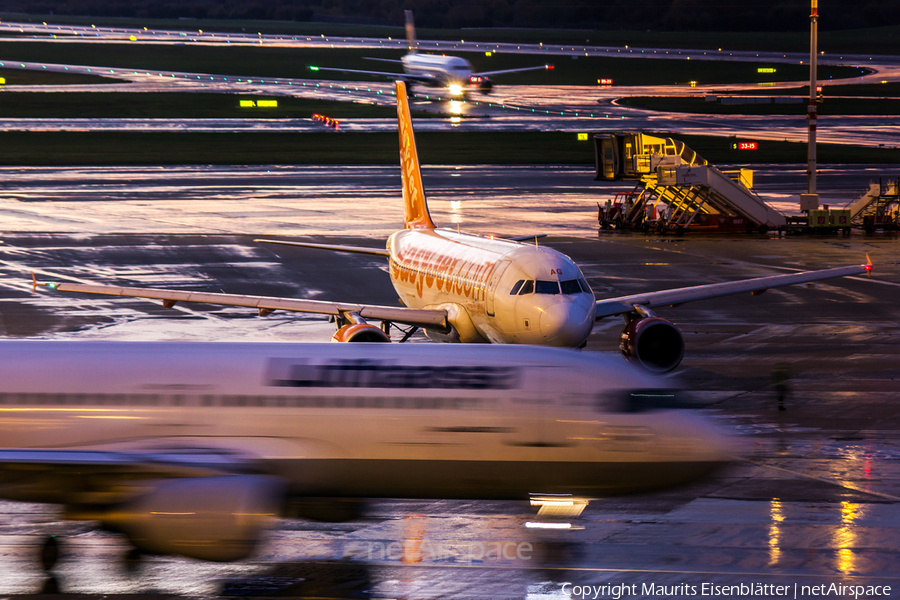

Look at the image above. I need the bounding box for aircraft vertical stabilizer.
[404,10,418,53]
[396,80,436,230]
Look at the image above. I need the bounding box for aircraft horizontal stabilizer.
[506,234,547,243]
[254,239,390,257]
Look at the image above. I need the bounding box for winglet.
[31,272,59,294]
[396,80,436,230]
[865,253,873,277]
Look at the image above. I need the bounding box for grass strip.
[0,131,896,166]
[0,65,116,85]
[0,91,436,118]
[721,82,900,96]
[618,95,900,115]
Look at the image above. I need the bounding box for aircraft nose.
[539,301,593,347]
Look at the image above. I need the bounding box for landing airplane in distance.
[0,341,734,572]
[34,81,873,373]
[310,10,553,97]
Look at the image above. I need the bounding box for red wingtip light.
[865,253,873,277]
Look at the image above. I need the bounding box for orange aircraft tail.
[396,80,436,230]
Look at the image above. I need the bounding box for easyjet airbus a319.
[36,81,872,372]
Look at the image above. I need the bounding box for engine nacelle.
[619,316,685,373]
[469,76,492,94]
[103,475,285,562]
[331,322,390,343]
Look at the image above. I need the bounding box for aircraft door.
[485,260,511,317]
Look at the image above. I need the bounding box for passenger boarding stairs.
[845,179,900,227]
[595,133,786,233]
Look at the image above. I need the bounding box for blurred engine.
[104,475,285,562]
[469,75,492,93]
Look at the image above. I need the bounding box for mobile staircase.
[845,179,900,233]
[595,132,786,234]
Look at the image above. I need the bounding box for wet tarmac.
[0,164,899,597]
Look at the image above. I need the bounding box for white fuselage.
[387,229,596,346]
[0,341,731,501]
[402,53,473,89]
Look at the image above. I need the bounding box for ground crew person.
[772,363,790,411]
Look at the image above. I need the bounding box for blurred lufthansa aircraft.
[0,341,733,570]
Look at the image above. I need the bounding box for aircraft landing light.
[525,522,579,530]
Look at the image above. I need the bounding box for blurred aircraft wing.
[33,278,449,330]
[594,260,872,320]
[0,448,258,504]
[361,57,404,64]
[473,64,554,77]
[309,65,434,84]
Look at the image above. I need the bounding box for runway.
[0,164,898,596]
[1,56,899,146]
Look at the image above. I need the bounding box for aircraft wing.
[254,238,390,256]
[473,64,554,77]
[310,65,435,84]
[34,279,449,330]
[362,57,404,64]
[594,261,873,320]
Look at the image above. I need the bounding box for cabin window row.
[0,393,495,410]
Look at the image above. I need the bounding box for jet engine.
[331,322,390,343]
[102,475,285,562]
[469,76,492,94]
[619,316,685,373]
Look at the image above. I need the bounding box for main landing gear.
[37,533,144,582]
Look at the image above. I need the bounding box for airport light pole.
[800,0,819,213]
[807,0,818,197]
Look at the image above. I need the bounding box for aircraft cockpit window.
[560,279,583,295]
[578,278,592,293]
[510,280,525,295]
[534,280,560,294]
[518,280,534,295]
